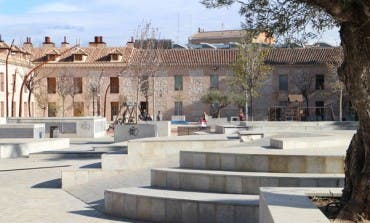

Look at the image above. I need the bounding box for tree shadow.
[32,178,61,189]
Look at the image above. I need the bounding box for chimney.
[89,36,106,47]
[61,36,70,48]
[42,36,55,47]
[23,37,33,48]
[0,34,3,42]
[126,36,135,48]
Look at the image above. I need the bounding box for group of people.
[139,109,163,121]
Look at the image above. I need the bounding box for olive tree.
[201,0,370,220]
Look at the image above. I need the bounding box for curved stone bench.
[105,187,259,223]
[151,168,344,195]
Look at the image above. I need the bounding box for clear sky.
[0,0,340,47]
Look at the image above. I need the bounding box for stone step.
[29,150,105,159]
[180,150,344,173]
[151,168,344,195]
[105,187,259,223]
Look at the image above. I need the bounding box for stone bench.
[151,168,344,195]
[0,124,45,139]
[105,187,259,223]
[215,124,248,135]
[238,130,264,142]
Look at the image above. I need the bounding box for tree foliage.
[201,89,230,118]
[202,0,370,220]
[230,43,271,119]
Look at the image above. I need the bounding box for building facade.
[0,39,35,118]
[15,36,351,122]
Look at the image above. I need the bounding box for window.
[111,102,119,121]
[315,101,325,121]
[279,74,288,91]
[210,75,219,89]
[48,102,57,117]
[0,72,4,92]
[73,77,83,94]
[111,54,119,61]
[174,101,183,115]
[315,74,325,90]
[48,54,57,61]
[74,54,83,61]
[47,77,56,94]
[110,77,119,93]
[73,102,84,117]
[174,75,183,91]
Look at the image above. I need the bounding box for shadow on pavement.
[32,178,61,189]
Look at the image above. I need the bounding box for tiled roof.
[160,49,238,66]
[30,46,343,66]
[265,48,343,65]
[31,46,133,63]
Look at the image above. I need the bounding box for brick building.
[22,36,351,122]
[0,38,35,118]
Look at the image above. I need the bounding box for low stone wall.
[259,187,341,223]
[0,124,45,138]
[7,117,106,138]
[270,135,353,150]
[0,138,70,158]
[215,124,248,134]
[177,125,210,136]
[240,121,358,131]
[103,135,239,170]
[62,169,125,189]
[114,121,171,142]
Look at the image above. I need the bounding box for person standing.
[156,111,162,121]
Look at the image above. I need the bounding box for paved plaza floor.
[0,138,147,223]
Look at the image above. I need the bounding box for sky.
[0,0,340,47]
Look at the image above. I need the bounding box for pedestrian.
[156,111,162,121]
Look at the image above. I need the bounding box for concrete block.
[253,155,269,172]
[305,157,325,173]
[211,175,226,193]
[137,197,152,220]
[151,170,167,187]
[298,178,318,187]
[199,203,216,222]
[226,176,243,193]
[166,200,181,222]
[243,177,261,194]
[180,151,193,167]
[151,198,165,222]
[216,205,234,223]
[74,171,88,185]
[278,178,298,187]
[260,177,279,187]
[325,158,344,173]
[192,153,206,169]
[191,174,210,191]
[268,156,288,172]
[166,172,180,188]
[123,194,137,219]
[220,154,236,170]
[111,192,124,216]
[287,156,306,173]
[206,153,221,169]
[181,201,198,223]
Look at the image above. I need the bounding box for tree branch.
[297,0,351,22]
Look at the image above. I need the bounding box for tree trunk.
[27,89,32,117]
[337,21,370,221]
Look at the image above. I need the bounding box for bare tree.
[291,71,316,117]
[126,22,163,122]
[56,74,73,117]
[34,87,48,117]
[87,71,103,116]
[231,40,271,120]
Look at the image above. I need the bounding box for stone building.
[0,38,35,118]
[24,36,350,122]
